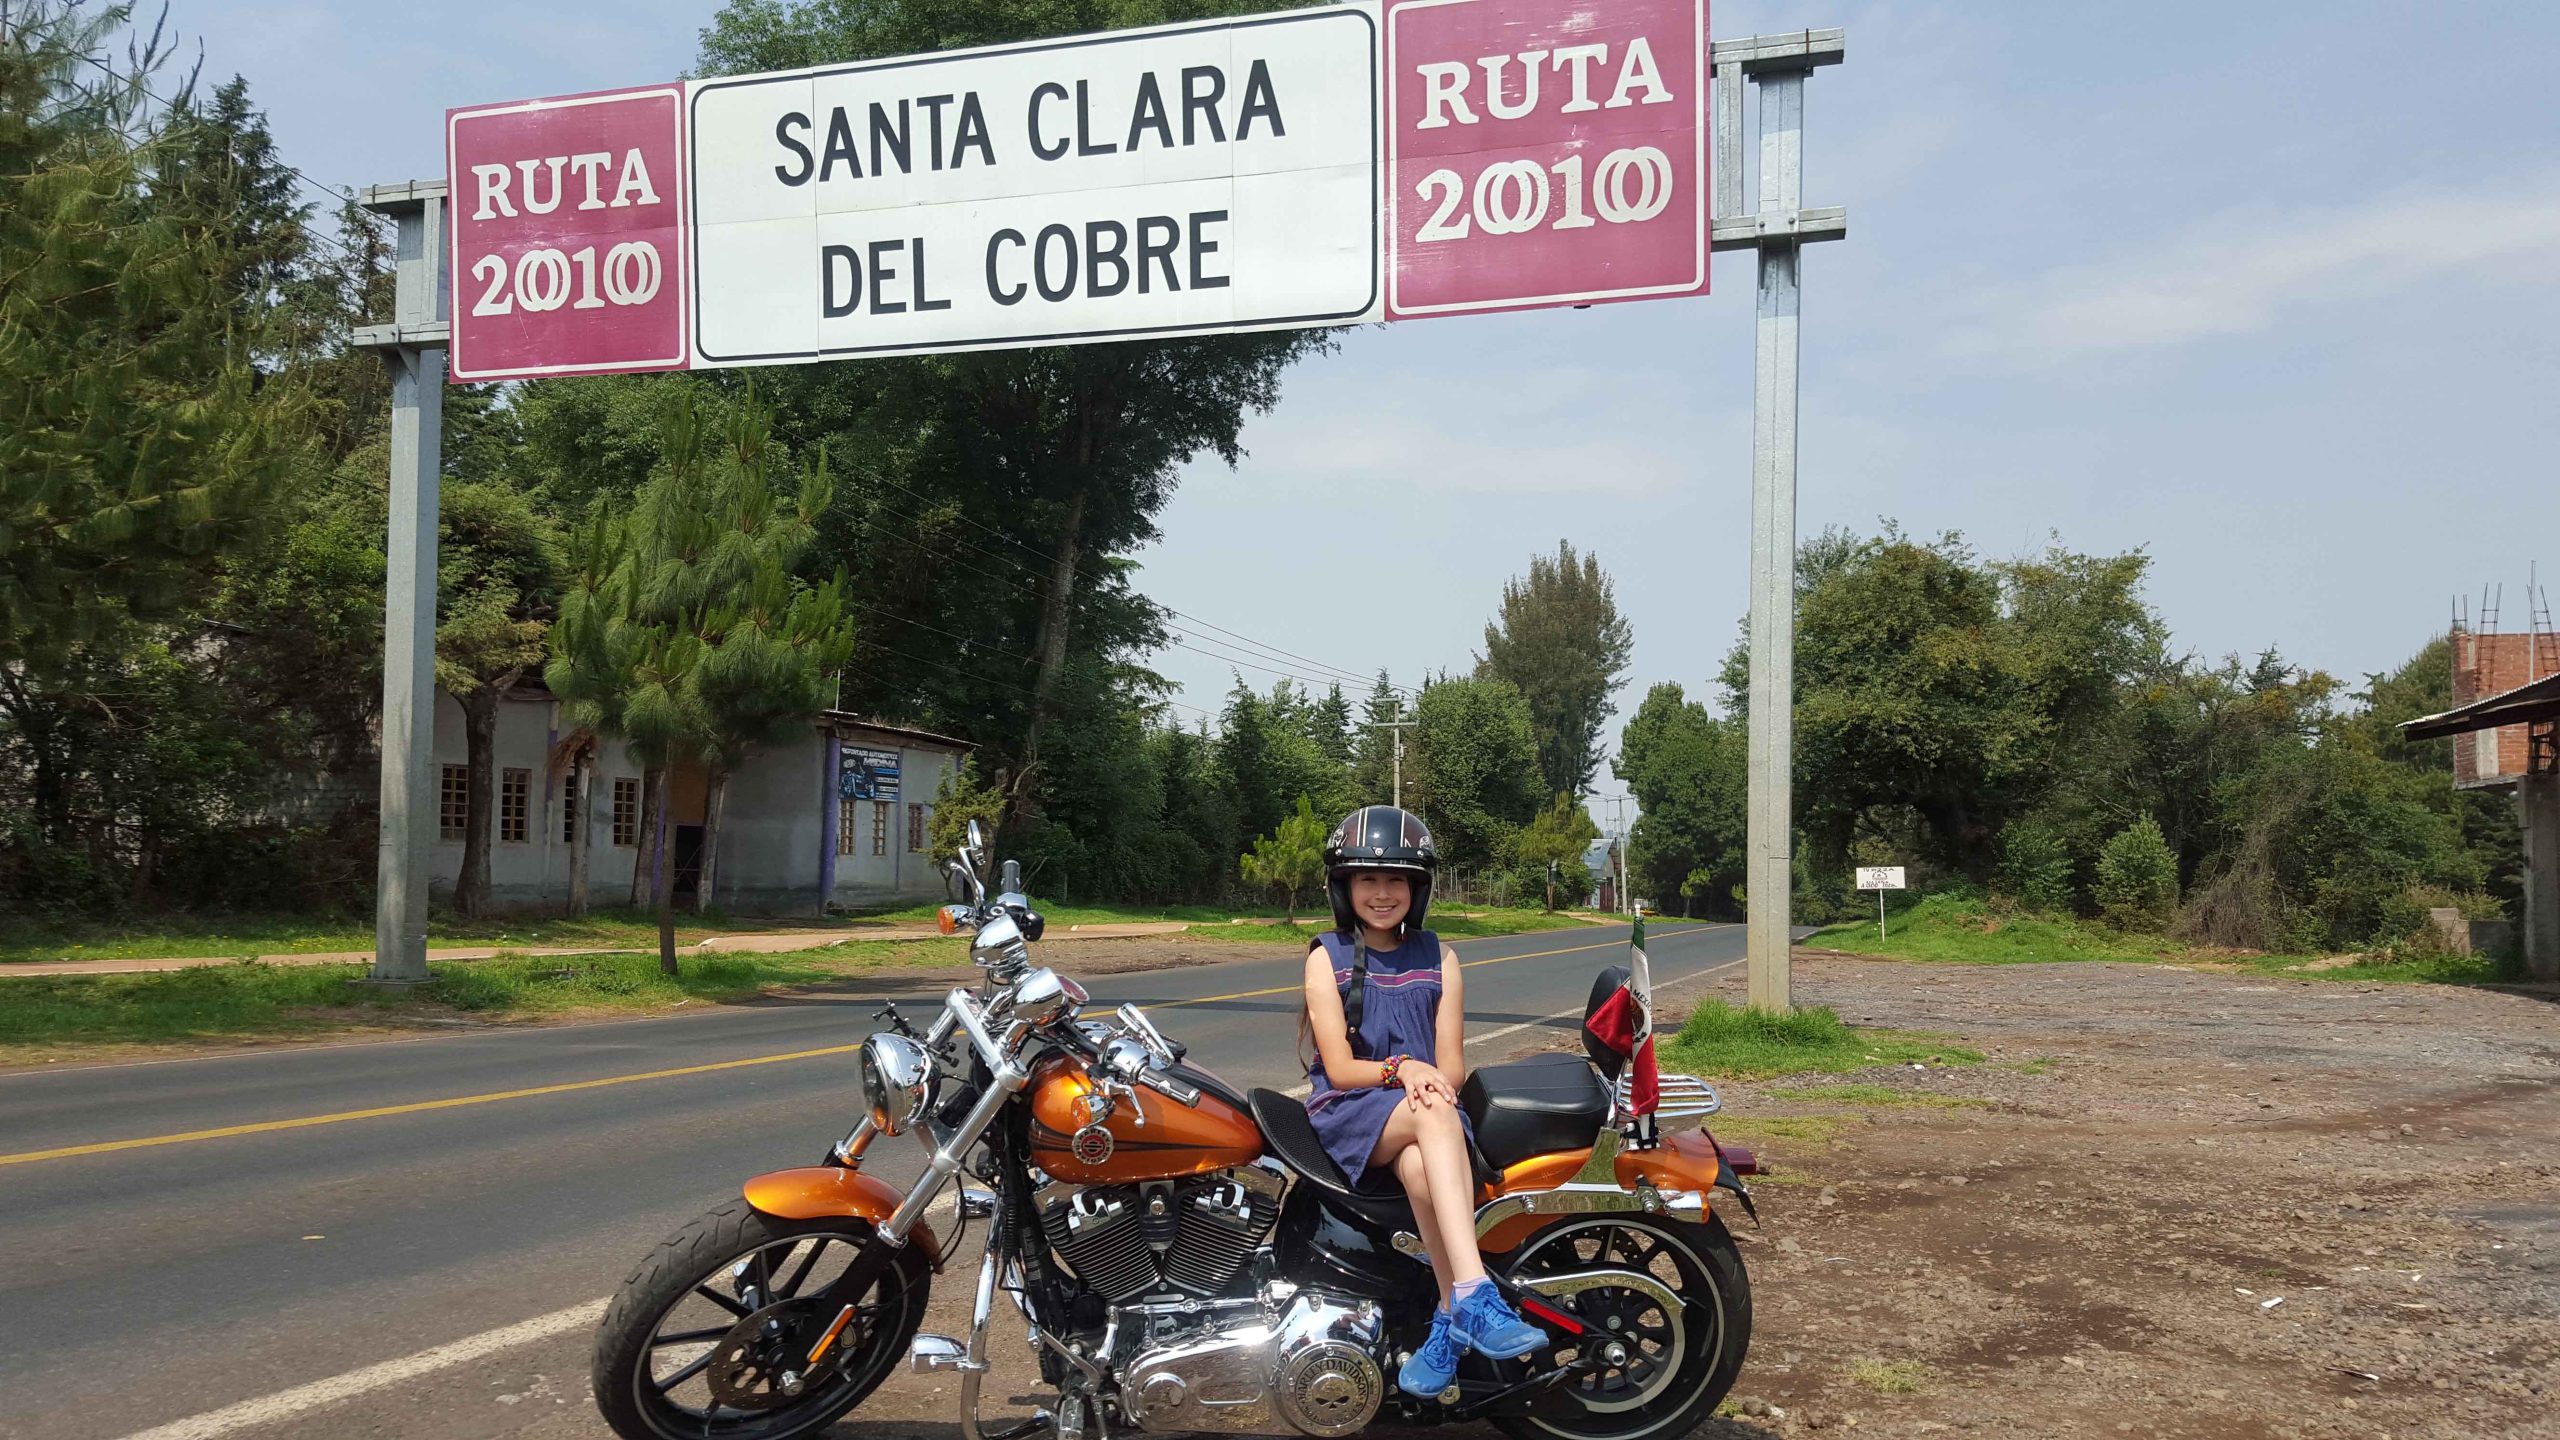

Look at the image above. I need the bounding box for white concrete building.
[427,685,970,914]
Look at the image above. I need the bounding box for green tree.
[1727,529,2157,880]
[436,484,560,917]
[1995,823,2075,914]
[1614,683,1746,918]
[1310,684,1355,764]
[1411,674,1541,874]
[1517,792,1601,910]
[1240,794,1327,923]
[1478,541,1634,798]
[0,4,296,858]
[2093,817,2178,931]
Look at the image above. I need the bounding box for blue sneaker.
[1396,1309,1460,1399]
[1451,1283,1547,1361]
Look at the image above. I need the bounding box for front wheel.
[1494,1213,1753,1440]
[592,1198,931,1440]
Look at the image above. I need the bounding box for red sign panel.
[446,86,691,381]
[1384,0,1708,319]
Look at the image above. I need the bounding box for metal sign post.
[1714,30,1845,1013]
[351,182,453,986]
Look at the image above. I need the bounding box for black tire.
[592,1198,931,1440]
[1492,1213,1753,1440]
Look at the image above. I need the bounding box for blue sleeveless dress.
[1304,930,1474,1186]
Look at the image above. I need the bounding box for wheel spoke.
[650,1325,731,1348]
[656,1349,717,1392]
[751,1247,776,1297]
[693,1284,750,1317]
[778,1239,828,1298]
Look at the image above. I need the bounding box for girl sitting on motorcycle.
[1300,805,1547,1398]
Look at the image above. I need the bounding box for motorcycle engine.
[1041,1169,1280,1302]
[1116,1284,1386,1437]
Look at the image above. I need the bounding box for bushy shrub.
[1995,824,2076,914]
[2093,818,2178,931]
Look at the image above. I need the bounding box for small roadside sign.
[1855,866,1905,940]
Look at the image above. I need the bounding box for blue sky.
[179,1,2560,787]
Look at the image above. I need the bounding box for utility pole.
[1713,30,1848,1013]
[350,181,451,987]
[1601,795,1633,914]
[1366,706,1416,810]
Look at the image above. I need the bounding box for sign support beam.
[352,181,450,986]
[1715,31,1845,1014]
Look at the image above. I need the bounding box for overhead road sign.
[1383,0,1709,319]
[443,0,1713,380]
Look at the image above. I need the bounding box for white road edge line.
[111,1297,610,1440]
[111,1191,966,1440]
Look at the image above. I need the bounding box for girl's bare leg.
[1393,1148,1457,1309]
[1372,1101,1486,1287]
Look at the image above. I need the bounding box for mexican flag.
[1584,913,1662,1133]
[1627,911,1660,1121]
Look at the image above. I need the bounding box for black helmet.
[1324,805,1437,937]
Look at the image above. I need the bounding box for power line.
[851,465,1411,697]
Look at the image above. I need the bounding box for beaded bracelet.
[1380,1053,1408,1089]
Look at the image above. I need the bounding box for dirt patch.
[1647,956,2560,1439]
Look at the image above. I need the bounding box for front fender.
[742,1166,942,1264]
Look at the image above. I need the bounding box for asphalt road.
[0,920,1746,1440]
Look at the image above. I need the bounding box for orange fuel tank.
[1027,1053,1262,1184]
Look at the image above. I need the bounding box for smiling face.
[1348,870,1413,936]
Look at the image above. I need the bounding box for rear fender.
[1616,1128,1757,1224]
[742,1165,943,1265]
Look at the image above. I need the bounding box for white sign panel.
[1854,866,1906,892]
[684,6,1382,365]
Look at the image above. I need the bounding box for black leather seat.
[1460,1053,1612,1171]
[1247,1088,1421,1231]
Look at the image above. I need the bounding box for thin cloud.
[1944,180,2560,361]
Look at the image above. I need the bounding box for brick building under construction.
[2405,599,2559,980]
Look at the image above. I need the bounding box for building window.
[872,800,889,857]
[837,795,859,857]
[500,768,531,843]
[560,771,580,844]
[612,777,640,847]
[439,765,469,842]
[907,803,925,853]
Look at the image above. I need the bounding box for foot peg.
[908,1333,982,1375]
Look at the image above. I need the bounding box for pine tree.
[1478,541,1635,799]
[1311,683,1354,764]
[0,4,295,847]
[1351,671,1404,805]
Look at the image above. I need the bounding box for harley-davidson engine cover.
[1118,1288,1383,1437]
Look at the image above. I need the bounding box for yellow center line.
[0,1043,862,1169]
[0,922,1717,1169]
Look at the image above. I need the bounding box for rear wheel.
[1494,1213,1751,1440]
[592,1198,930,1440]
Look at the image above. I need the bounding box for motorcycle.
[592,822,1759,1440]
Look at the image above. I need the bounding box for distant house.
[427,683,970,913]
[1584,838,1622,911]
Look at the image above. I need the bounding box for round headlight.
[859,1033,933,1136]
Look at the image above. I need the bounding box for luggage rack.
[1614,1071,1721,1123]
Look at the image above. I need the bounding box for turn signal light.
[938,906,964,936]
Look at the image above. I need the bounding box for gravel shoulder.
[1669,954,2560,1440]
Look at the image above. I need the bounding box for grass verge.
[1761,1082,1990,1110]
[1807,892,2511,986]
[1656,999,1981,1080]
[5,902,1604,967]
[0,943,959,1058]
